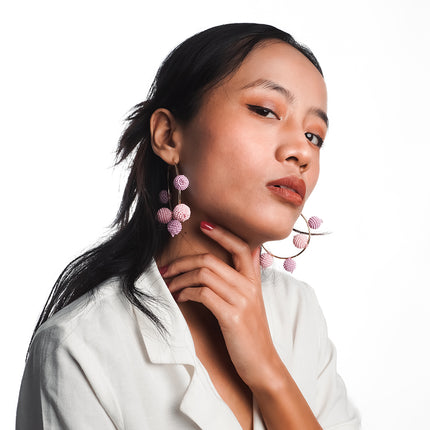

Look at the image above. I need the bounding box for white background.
[2,1,429,428]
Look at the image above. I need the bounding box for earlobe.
[150,108,182,165]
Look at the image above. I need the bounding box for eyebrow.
[308,107,329,128]
[241,78,329,128]
[241,78,296,104]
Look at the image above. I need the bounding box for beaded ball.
[293,234,308,249]
[156,207,172,224]
[308,216,323,230]
[159,190,169,204]
[260,253,274,269]
[167,219,182,237]
[173,175,189,191]
[173,203,191,222]
[283,258,296,273]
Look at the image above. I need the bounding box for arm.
[248,288,360,430]
[250,357,323,429]
[164,222,322,429]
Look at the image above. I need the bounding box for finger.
[200,221,257,279]
[163,252,242,284]
[167,267,239,305]
[175,284,232,321]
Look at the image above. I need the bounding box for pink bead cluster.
[260,216,323,273]
[156,175,191,237]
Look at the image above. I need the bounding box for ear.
[150,108,182,165]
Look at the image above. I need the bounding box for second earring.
[156,165,191,237]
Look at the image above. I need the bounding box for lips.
[267,176,306,206]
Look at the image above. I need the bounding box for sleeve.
[16,329,120,430]
[308,287,361,430]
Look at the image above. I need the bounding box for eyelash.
[247,104,324,148]
[305,132,324,148]
[247,104,279,119]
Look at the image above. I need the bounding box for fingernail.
[200,221,215,231]
[159,265,169,276]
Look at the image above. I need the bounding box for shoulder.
[261,267,320,316]
[19,279,137,429]
[260,272,361,428]
[260,267,325,354]
[29,278,133,363]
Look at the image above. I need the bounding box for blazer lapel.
[133,261,242,429]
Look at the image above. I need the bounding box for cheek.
[183,114,257,175]
[181,131,261,214]
[306,157,320,198]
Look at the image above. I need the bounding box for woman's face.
[179,41,328,245]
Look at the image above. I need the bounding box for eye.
[247,104,279,119]
[305,132,324,148]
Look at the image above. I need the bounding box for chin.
[261,210,300,238]
[236,221,295,246]
[213,207,300,244]
[262,226,294,243]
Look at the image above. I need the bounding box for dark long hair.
[30,23,323,345]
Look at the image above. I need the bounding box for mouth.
[266,176,306,206]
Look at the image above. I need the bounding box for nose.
[275,124,313,172]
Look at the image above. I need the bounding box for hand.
[162,221,283,390]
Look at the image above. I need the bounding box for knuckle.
[197,267,210,280]
[228,311,242,326]
[236,295,248,310]
[198,287,210,301]
[236,241,250,255]
[200,253,214,265]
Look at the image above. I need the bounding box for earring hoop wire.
[261,213,311,260]
[166,164,183,209]
[174,164,183,205]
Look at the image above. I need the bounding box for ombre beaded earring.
[156,165,191,237]
[260,214,323,273]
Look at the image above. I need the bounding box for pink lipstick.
[267,176,306,206]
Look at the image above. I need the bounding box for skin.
[151,40,328,430]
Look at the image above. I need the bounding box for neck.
[156,218,260,268]
[155,218,262,330]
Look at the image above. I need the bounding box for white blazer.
[16,260,360,429]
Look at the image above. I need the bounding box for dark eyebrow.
[241,79,296,104]
[308,107,329,128]
[241,78,329,128]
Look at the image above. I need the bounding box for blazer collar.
[133,259,196,366]
[132,260,247,429]
[132,259,276,365]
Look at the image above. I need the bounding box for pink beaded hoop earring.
[260,214,323,273]
[156,165,191,237]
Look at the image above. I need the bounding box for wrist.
[247,353,291,395]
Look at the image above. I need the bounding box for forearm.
[250,357,322,430]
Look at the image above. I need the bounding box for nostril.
[285,155,308,171]
[286,155,299,162]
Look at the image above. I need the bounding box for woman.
[16,23,360,429]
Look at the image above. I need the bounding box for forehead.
[222,41,327,108]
